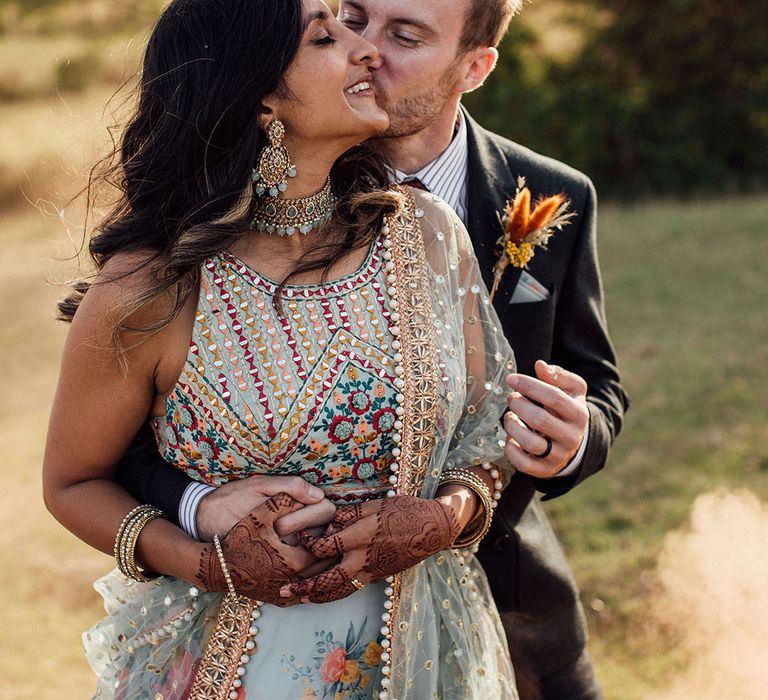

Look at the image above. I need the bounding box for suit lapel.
[463,108,523,296]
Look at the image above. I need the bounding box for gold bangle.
[121,508,164,581]
[213,534,237,596]
[114,506,142,579]
[123,511,161,581]
[115,506,153,579]
[114,505,165,582]
[439,469,494,548]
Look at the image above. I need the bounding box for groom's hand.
[197,474,336,542]
[503,360,589,479]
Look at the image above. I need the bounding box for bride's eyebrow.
[303,9,331,32]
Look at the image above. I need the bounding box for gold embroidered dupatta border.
[188,187,440,699]
[188,593,254,698]
[385,188,441,639]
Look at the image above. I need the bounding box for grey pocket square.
[509,271,551,304]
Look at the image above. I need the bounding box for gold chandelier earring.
[252,119,297,198]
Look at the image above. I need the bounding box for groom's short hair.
[460,0,521,51]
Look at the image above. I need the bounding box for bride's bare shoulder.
[69,250,187,349]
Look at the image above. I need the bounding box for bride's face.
[267,0,389,154]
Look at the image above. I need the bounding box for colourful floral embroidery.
[282,620,381,699]
[263,366,400,502]
[329,416,356,444]
[302,467,325,485]
[372,407,396,433]
[348,391,371,415]
[352,458,376,480]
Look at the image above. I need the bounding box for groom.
[118,1,628,697]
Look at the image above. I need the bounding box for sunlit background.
[1,0,766,697]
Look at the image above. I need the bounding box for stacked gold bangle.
[439,463,502,548]
[114,505,166,582]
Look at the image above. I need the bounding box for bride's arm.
[42,256,205,583]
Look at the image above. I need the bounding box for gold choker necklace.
[250,178,336,236]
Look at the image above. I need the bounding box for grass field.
[548,193,768,697]
[1,7,767,698]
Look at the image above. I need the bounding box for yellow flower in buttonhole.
[504,241,534,269]
[341,659,360,684]
[363,641,383,666]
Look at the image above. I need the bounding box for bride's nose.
[350,35,381,69]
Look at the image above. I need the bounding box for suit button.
[493,533,513,551]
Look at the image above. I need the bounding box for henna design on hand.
[196,493,315,606]
[363,496,460,579]
[323,503,364,536]
[290,566,358,604]
[290,496,462,604]
[298,530,345,559]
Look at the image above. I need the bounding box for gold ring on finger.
[350,577,365,591]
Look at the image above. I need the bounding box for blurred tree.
[466,0,768,198]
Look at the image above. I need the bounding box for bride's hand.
[280,495,462,604]
[196,493,335,606]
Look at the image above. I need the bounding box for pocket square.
[509,271,550,304]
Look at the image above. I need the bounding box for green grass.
[544,194,768,698]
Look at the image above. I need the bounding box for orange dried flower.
[527,194,565,233]
[505,187,531,242]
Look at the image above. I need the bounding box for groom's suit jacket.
[463,109,629,687]
[117,109,629,696]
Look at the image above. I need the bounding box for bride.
[43,0,518,697]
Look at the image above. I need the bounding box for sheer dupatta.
[384,187,517,699]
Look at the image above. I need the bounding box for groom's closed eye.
[338,6,368,32]
[340,15,366,30]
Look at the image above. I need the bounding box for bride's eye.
[312,32,337,47]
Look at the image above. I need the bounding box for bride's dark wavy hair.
[59,0,400,346]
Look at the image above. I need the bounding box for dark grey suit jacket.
[117,109,629,694]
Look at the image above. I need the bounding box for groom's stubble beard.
[370,54,464,139]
